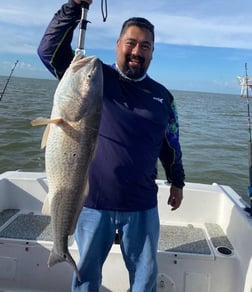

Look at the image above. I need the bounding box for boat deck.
[0,173,249,292]
[0,209,233,256]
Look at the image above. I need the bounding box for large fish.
[32,54,103,281]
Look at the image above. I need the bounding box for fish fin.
[31,117,63,149]
[31,117,63,126]
[48,249,81,282]
[48,118,63,124]
[31,118,49,126]
[41,195,51,215]
[69,222,77,236]
[68,234,75,246]
[41,125,50,149]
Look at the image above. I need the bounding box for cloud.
[153,14,252,49]
[0,2,60,26]
[0,0,251,92]
[0,0,251,55]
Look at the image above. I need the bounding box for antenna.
[238,63,252,215]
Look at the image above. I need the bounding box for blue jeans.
[71,207,160,292]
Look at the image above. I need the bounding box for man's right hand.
[74,0,93,5]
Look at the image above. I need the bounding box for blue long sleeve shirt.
[38,0,185,211]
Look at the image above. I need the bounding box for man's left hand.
[168,185,183,211]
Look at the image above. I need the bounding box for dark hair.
[120,17,155,41]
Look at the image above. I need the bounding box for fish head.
[54,55,103,122]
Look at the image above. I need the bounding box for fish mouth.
[71,55,100,73]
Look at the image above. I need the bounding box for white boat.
[0,170,252,292]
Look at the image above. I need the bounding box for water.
[171,90,249,202]
[0,76,250,202]
[0,76,55,172]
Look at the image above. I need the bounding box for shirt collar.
[114,63,147,82]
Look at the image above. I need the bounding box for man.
[38,0,185,291]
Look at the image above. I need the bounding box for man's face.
[116,25,154,79]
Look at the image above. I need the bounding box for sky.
[0,0,252,94]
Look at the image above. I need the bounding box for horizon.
[0,74,242,96]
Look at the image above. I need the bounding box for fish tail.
[48,249,81,282]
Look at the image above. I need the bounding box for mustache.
[127,54,145,64]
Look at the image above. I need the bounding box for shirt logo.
[153,97,164,104]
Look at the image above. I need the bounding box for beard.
[121,54,146,79]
